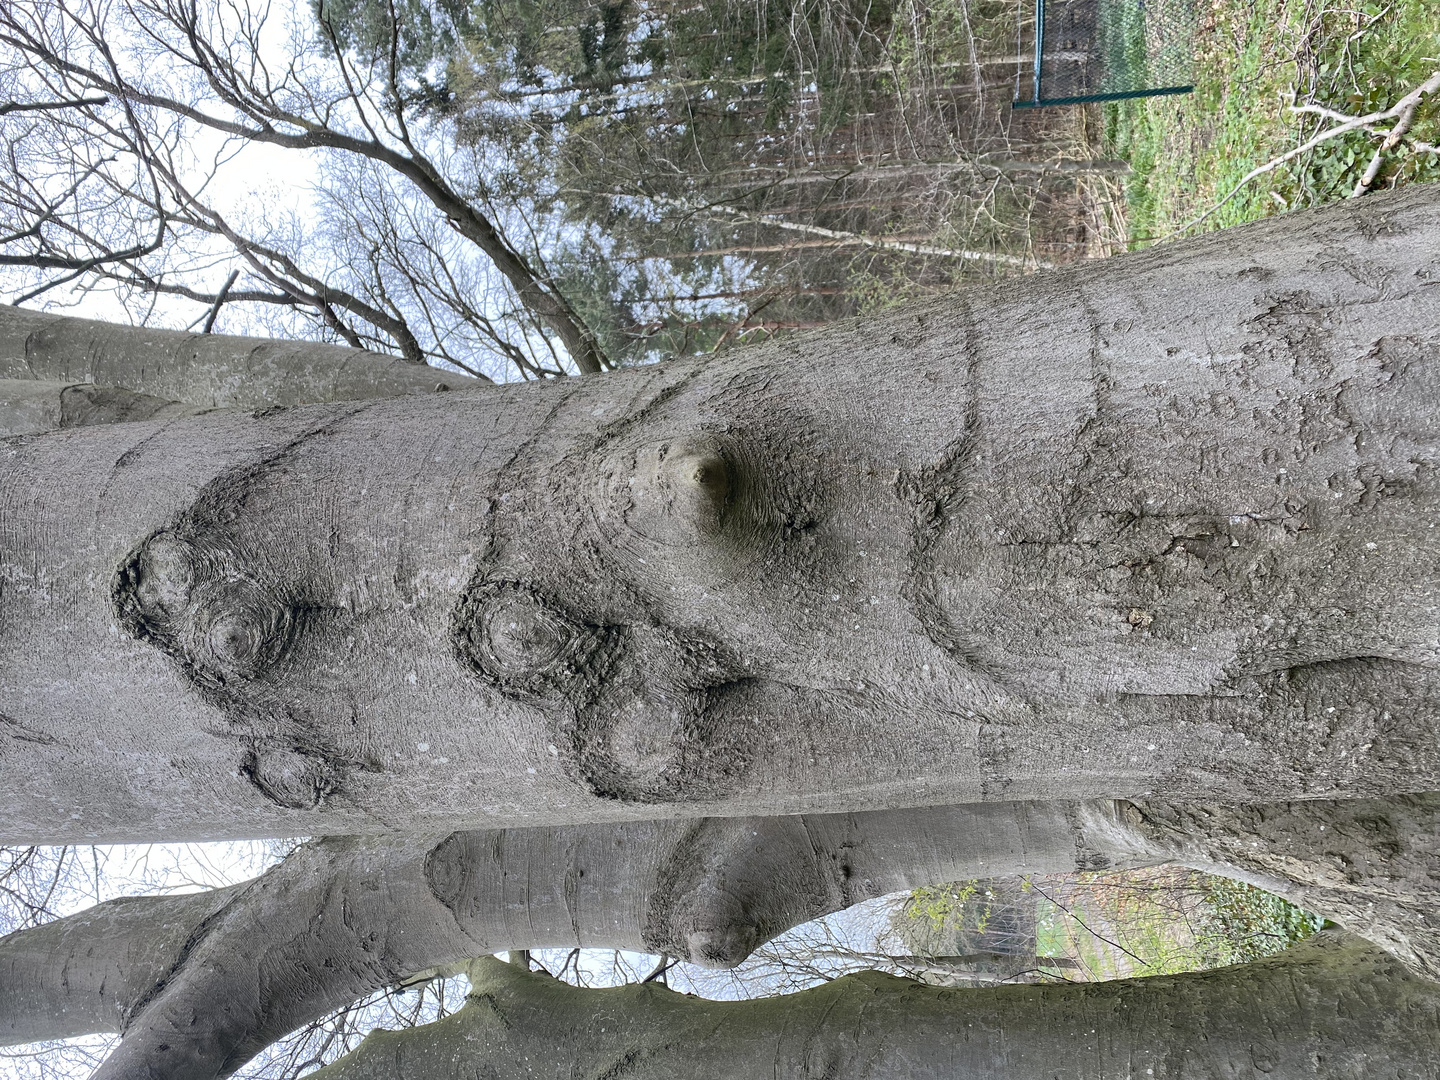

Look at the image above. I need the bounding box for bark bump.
[640,816,859,967]
[58,384,198,427]
[107,435,366,810]
[618,435,734,542]
[239,746,341,810]
[115,532,297,691]
[451,576,752,803]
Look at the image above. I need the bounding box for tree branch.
[0,95,108,115]
[308,932,1440,1080]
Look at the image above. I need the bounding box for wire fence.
[1016,0,1198,107]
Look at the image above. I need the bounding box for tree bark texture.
[307,931,1440,1080]
[8,793,1440,1078]
[0,801,1154,1076]
[4,186,1440,841]
[1133,791,1440,981]
[0,886,238,1046]
[0,307,464,410]
[0,378,206,437]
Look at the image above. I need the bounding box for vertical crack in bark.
[896,293,989,675]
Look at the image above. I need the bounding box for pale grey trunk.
[11,795,1440,1079]
[308,931,1440,1080]
[0,801,1151,1077]
[4,187,1440,841]
[0,887,238,1046]
[0,307,466,410]
[0,379,206,436]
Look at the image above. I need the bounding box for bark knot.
[452,581,604,700]
[451,576,753,804]
[114,532,297,691]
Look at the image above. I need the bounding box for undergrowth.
[901,868,1324,982]
[1106,0,1440,242]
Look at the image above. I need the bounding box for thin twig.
[200,268,239,333]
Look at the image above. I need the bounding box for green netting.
[1015,0,1198,107]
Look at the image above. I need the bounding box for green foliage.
[1280,0,1440,202]
[906,880,980,927]
[900,869,1324,982]
[1199,877,1327,966]
[1106,0,1440,243]
[313,0,475,111]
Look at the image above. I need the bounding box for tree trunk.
[0,378,206,436]
[9,793,1440,1078]
[0,307,466,410]
[0,801,1155,1075]
[0,886,239,1045]
[307,931,1440,1080]
[4,186,1440,841]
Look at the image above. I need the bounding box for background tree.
[1,0,1102,377]
[0,0,606,377]
[340,0,1099,363]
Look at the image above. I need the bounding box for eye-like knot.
[453,581,600,698]
[483,590,575,671]
[184,579,294,683]
[240,745,340,809]
[449,581,751,804]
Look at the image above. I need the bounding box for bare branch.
[199,267,238,332]
[0,94,107,115]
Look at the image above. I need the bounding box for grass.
[1105,0,1440,243]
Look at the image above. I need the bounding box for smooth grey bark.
[0,306,467,410]
[0,379,206,436]
[10,794,1440,1079]
[307,931,1440,1080]
[0,801,1154,1076]
[0,886,239,1045]
[4,186,1440,841]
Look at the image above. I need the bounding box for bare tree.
[0,77,167,307]
[0,0,1101,379]
[0,0,607,376]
